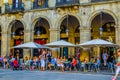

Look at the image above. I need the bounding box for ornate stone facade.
[0,0,120,59]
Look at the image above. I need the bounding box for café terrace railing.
[91,0,114,2]
[0,7,1,14]
[32,1,48,9]
[56,0,79,7]
[5,3,24,13]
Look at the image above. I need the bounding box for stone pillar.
[80,27,91,43]
[80,0,91,4]
[49,28,60,42]
[24,0,32,10]
[115,27,120,45]
[1,32,8,57]
[48,0,56,8]
[23,29,33,59]
[49,28,60,57]
[1,3,6,14]
[79,27,91,61]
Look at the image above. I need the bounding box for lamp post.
[12,20,16,38]
[99,12,103,38]
[66,15,69,36]
[97,11,103,58]
[37,18,41,36]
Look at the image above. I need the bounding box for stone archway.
[90,11,116,61]
[59,14,80,58]
[91,12,115,42]
[8,20,25,58]
[33,17,50,57]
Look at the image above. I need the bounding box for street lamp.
[12,20,16,38]
[66,15,69,36]
[99,12,103,37]
[37,18,41,36]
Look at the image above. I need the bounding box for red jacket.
[13,60,19,67]
[72,60,77,67]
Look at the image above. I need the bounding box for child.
[112,49,120,80]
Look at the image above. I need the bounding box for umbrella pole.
[31,48,33,58]
[61,47,63,58]
[97,46,100,58]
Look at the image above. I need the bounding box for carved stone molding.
[56,6,79,15]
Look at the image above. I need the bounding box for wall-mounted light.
[66,15,69,36]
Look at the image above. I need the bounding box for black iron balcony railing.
[91,0,114,2]
[0,7,1,14]
[56,0,79,7]
[5,3,24,13]
[32,0,48,9]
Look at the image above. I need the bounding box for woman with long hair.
[112,49,120,80]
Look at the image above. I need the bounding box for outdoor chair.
[80,63,87,72]
[107,62,115,73]
[95,62,101,72]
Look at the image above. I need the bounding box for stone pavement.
[0,69,120,80]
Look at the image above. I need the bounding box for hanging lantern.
[66,15,69,36]
[99,27,103,36]
[37,30,40,36]
[12,32,15,38]
[66,28,69,36]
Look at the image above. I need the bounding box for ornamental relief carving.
[56,6,79,15]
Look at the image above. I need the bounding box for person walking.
[102,51,108,66]
[112,49,120,80]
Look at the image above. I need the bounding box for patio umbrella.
[12,42,48,49]
[45,40,75,57]
[77,39,118,58]
[77,39,118,47]
[12,42,49,58]
[45,40,75,47]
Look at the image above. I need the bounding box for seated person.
[90,57,96,71]
[84,57,89,70]
[48,57,56,70]
[95,57,101,69]
[29,58,34,70]
[13,58,19,70]
[57,57,64,72]
[71,57,77,70]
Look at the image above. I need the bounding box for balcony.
[32,0,48,9]
[56,0,79,7]
[5,3,24,13]
[0,7,1,14]
[91,0,114,2]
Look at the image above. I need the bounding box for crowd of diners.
[0,49,116,72]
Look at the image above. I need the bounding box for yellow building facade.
[0,0,120,60]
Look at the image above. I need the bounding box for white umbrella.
[45,40,75,57]
[77,39,118,47]
[45,40,75,47]
[12,42,49,58]
[12,42,48,49]
[77,39,118,58]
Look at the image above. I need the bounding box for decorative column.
[1,32,8,56]
[49,28,60,42]
[24,0,32,10]
[48,0,56,8]
[115,26,120,45]
[49,28,60,57]
[23,29,33,58]
[80,27,91,43]
[79,27,91,60]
